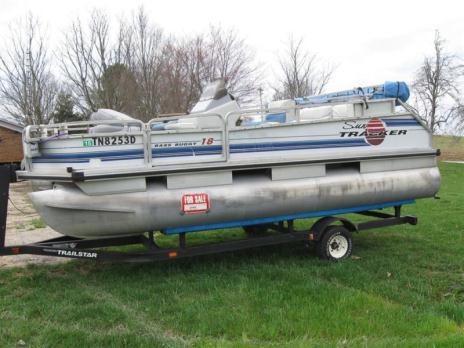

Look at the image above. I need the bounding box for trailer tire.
[316,226,353,261]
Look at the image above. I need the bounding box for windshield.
[199,80,227,101]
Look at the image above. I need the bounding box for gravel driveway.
[0,181,66,268]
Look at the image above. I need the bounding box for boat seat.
[89,124,141,134]
[238,112,287,127]
[89,125,124,134]
[265,112,286,123]
[164,118,199,130]
[89,109,142,133]
[299,104,356,122]
[268,99,296,122]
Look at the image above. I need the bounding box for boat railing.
[396,100,432,135]
[223,107,295,160]
[24,119,146,143]
[147,112,225,129]
[224,107,291,125]
[295,94,374,107]
[225,98,402,126]
[147,113,227,164]
[22,99,422,173]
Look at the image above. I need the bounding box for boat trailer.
[0,167,418,262]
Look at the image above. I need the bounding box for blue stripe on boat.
[152,139,368,158]
[35,149,144,159]
[384,121,420,127]
[382,118,415,121]
[381,117,420,127]
[32,158,91,163]
[33,138,370,163]
[230,139,368,153]
[152,145,222,153]
[162,199,416,234]
[230,138,367,150]
[33,156,145,164]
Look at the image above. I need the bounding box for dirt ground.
[433,136,464,161]
[0,181,66,268]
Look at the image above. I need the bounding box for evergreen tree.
[51,92,83,123]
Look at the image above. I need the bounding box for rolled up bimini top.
[90,109,137,121]
[295,81,410,106]
[378,81,410,102]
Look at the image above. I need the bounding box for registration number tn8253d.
[83,136,137,147]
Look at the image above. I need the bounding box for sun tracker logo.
[339,119,407,143]
[365,118,386,145]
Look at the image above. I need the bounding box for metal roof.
[0,115,23,133]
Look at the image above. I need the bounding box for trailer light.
[11,247,20,254]
[168,251,178,258]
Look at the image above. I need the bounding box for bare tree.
[273,36,334,100]
[179,35,207,111]
[60,10,113,115]
[108,7,166,120]
[60,8,261,118]
[413,31,464,134]
[128,8,164,119]
[203,26,261,104]
[158,38,192,114]
[159,35,206,114]
[159,26,261,113]
[61,7,166,119]
[0,15,57,125]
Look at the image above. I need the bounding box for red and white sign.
[181,193,210,214]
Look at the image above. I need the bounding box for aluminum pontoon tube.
[29,167,440,239]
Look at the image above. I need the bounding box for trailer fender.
[309,216,357,241]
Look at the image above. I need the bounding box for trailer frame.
[0,166,417,262]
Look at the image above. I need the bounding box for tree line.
[0,9,263,124]
[0,9,462,135]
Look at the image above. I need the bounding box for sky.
[0,0,463,101]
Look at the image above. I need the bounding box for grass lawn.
[0,162,463,347]
[433,135,464,161]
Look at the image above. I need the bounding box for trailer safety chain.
[8,197,36,216]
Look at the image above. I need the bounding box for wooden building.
[0,116,23,181]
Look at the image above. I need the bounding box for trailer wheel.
[316,226,353,261]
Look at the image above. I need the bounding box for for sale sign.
[181,193,210,214]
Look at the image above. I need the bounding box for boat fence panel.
[24,119,147,173]
[19,101,434,182]
[148,113,227,166]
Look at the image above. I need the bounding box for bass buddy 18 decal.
[339,118,408,145]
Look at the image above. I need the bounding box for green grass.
[30,218,46,229]
[0,163,463,347]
